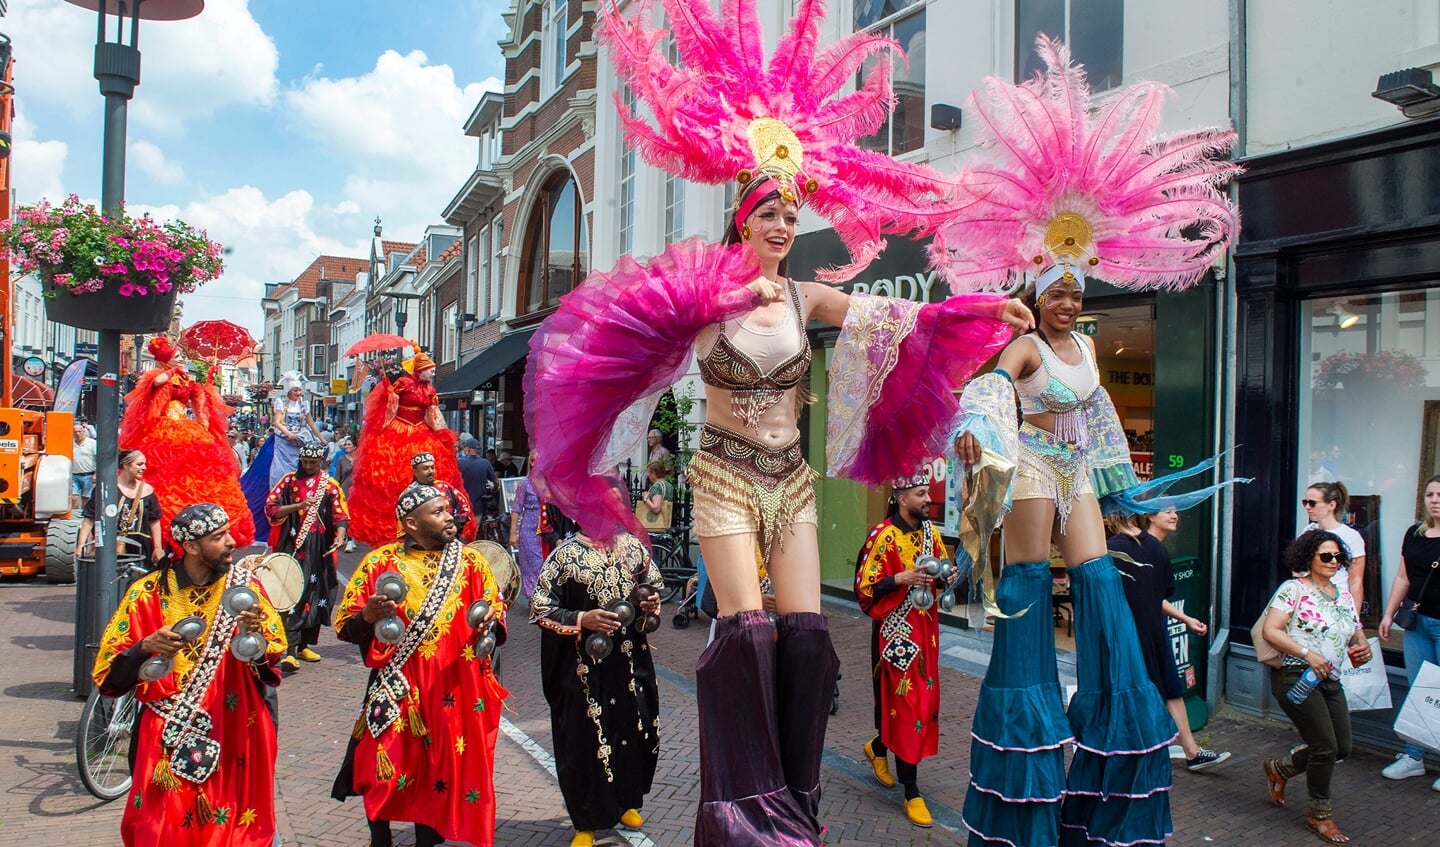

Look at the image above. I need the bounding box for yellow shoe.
[279,655,300,673]
[619,809,644,828]
[863,738,896,788]
[569,832,594,847]
[904,797,933,828]
[298,647,322,663]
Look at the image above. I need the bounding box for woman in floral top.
[1260,529,1373,845]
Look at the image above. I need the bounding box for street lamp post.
[64,0,205,697]
[384,291,422,340]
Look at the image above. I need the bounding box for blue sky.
[6,0,508,335]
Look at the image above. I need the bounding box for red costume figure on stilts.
[347,343,462,547]
[120,337,256,548]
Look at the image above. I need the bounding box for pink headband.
[734,177,782,229]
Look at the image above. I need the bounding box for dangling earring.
[741,224,752,240]
[1035,294,1047,308]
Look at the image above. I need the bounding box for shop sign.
[1168,556,1208,696]
[330,378,348,395]
[846,270,941,303]
[1130,451,1153,481]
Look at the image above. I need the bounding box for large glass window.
[1016,0,1123,91]
[856,4,926,156]
[488,220,504,318]
[466,235,480,317]
[1297,288,1440,633]
[619,87,638,255]
[664,173,685,245]
[544,0,568,96]
[520,172,589,314]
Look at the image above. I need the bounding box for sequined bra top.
[696,281,810,429]
[1014,332,1099,415]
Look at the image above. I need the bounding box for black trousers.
[1269,667,1353,805]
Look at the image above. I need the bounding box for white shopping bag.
[1393,660,1440,751]
[1339,637,1392,712]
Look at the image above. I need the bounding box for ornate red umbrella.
[179,320,259,364]
[342,333,411,358]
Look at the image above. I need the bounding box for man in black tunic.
[265,439,349,673]
[531,526,664,847]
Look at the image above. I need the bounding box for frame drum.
[467,541,520,600]
[253,553,304,610]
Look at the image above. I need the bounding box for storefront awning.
[436,328,537,397]
[10,375,55,409]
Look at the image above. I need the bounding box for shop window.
[519,171,589,316]
[1016,0,1123,92]
[1297,290,1440,636]
[856,3,926,156]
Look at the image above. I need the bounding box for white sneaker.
[1433,774,1440,792]
[1382,753,1426,780]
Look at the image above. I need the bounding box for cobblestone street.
[2,557,1436,845]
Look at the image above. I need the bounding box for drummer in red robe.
[331,482,509,847]
[410,451,475,542]
[854,473,949,828]
[93,503,287,847]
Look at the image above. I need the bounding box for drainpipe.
[1207,0,1247,712]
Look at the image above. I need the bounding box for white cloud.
[131,186,372,336]
[9,114,69,203]
[285,49,501,228]
[5,0,279,133]
[129,140,185,185]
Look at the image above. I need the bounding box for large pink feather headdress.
[598,0,957,281]
[930,35,1242,293]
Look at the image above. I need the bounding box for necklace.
[1307,577,1338,602]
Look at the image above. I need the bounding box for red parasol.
[179,320,259,364]
[343,334,411,358]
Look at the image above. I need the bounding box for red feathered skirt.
[347,418,460,546]
[122,416,256,549]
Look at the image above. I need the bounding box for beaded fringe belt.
[687,425,817,567]
[1017,422,1087,532]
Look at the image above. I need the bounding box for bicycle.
[75,539,150,802]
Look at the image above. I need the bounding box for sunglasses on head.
[1317,551,1348,564]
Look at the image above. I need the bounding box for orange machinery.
[0,36,80,581]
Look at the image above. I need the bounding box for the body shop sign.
[787,231,943,304]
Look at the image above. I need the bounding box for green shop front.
[788,229,1225,718]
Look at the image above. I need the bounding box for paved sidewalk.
[2,563,1437,845]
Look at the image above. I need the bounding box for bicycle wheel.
[76,688,137,801]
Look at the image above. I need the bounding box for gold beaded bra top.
[697,281,810,430]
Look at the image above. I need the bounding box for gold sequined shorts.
[686,425,817,557]
[1013,422,1093,531]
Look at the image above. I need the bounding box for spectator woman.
[509,451,551,599]
[76,449,164,566]
[1377,473,1440,788]
[1261,529,1373,844]
[1301,481,1367,608]
[640,461,674,524]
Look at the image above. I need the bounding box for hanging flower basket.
[2,195,224,333]
[1314,349,1428,390]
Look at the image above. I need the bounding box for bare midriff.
[702,385,802,448]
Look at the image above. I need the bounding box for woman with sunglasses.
[1261,529,1372,844]
[1301,481,1367,609]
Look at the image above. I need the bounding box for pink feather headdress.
[598,0,958,281]
[930,35,1242,293]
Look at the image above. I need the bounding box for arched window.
[520,171,589,315]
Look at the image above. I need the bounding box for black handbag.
[1393,558,1438,631]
